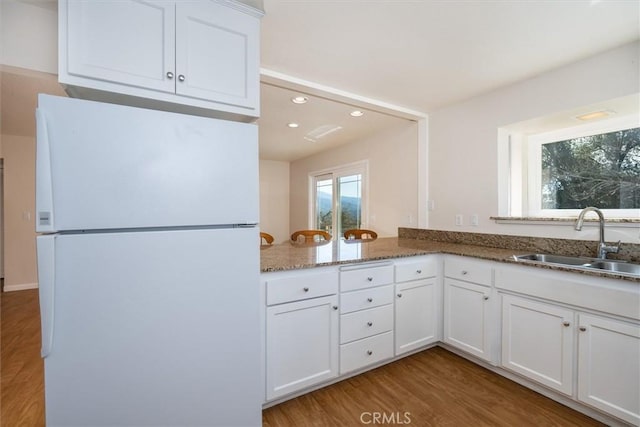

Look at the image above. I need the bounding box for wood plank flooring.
[1,289,604,426]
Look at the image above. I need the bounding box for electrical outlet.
[455,214,463,226]
[471,214,479,226]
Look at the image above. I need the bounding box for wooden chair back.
[290,230,332,243]
[343,229,378,240]
[260,232,274,245]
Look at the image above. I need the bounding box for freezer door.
[36,94,258,232]
[37,228,261,426]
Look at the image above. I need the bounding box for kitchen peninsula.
[260,228,640,427]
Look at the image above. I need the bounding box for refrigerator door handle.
[37,235,56,358]
[35,107,55,233]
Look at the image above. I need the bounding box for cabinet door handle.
[166,71,174,79]
[461,270,468,275]
[416,269,422,274]
[367,322,373,327]
[178,74,186,82]
[303,287,309,292]
[579,326,587,332]
[366,350,373,356]
[367,297,373,302]
[483,296,489,300]
[397,293,403,298]
[332,305,338,310]
[367,277,373,282]
[563,321,571,327]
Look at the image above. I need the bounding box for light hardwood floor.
[1,289,604,426]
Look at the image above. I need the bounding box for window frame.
[308,160,369,238]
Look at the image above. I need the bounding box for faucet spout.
[575,207,620,260]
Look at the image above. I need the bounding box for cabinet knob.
[367,277,373,282]
[483,296,489,300]
[461,270,468,275]
[178,74,186,82]
[416,269,422,274]
[303,287,309,292]
[166,71,174,79]
[579,326,587,332]
[397,293,403,298]
[367,321,373,327]
[367,297,373,302]
[332,305,338,310]
[563,321,571,327]
[366,350,373,356]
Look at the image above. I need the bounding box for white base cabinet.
[501,294,574,395]
[577,314,640,425]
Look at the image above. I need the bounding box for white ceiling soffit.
[261,0,640,113]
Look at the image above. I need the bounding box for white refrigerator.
[35,94,262,426]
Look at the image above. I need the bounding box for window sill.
[490,216,640,226]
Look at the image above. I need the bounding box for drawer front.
[340,304,393,344]
[340,285,394,314]
[395,257,438,283]
[266,270,339,306]
[340,331,394,374]
[444,256,492,286]
[340,265,394,292]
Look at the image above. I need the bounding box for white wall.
[428,41,640,243]
[0,0,58,74]
[290,121,418,238]
[259,159,290,243]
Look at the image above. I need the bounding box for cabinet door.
[395,279,438,355]
[64,0,175,93]
[443,278,492,361]
[265,295,339,400]
[577,314,640,425]
[175,1,259,110]
[501,294,574,395]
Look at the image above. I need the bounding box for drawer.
[340,331,394,374]
[266,270,339,306]
[444,256,492,286]
[340,304,393,344]
[395,257,438,283]
[340,264,394,292]
[340,285,394,314]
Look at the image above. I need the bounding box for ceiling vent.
[305,124,343,142]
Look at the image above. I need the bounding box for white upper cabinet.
[59,0,262,120]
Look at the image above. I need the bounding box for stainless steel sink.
[513,253,640,278]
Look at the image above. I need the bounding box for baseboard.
[3,282,38,292]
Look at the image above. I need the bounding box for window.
[310,161,368,238]
[502,113,640,218]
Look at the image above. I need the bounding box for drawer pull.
[178,74,186,82]
[166,71,174,79]
[367,322,373,327]
[367,297,373,302]
[367,277,373,282]
[416,269,422,274]
[367,350,373,356]
[303,287,309,292]
[579,326,587,332]
[563,321,570,327]
[483,296,489,300]
[397,293,403,298]
[461,270,468,275]
[332,305,338,310]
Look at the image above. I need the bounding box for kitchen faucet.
[574,206,621,260]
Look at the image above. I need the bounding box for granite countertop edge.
[260,237,640,283]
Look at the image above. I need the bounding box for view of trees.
[541,127,640,209]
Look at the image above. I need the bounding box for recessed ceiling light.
[291,96,308,104]
[575,110,614,121]
[287,122,299,128]
[350,110,364,117]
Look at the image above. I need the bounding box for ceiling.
[2,0,638,162]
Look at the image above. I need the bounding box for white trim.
[3,282,39,292]
[417,118,428,228]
